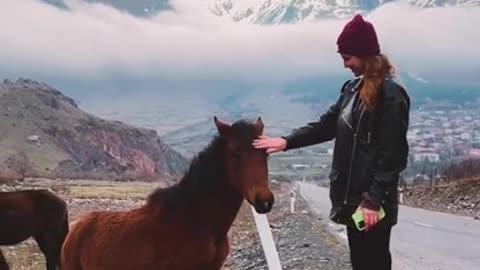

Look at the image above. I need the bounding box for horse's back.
[0,190,38,243]
[8,189,68,227]
[0,189,66,210]
[62,202,235,270]
[62,208,155,270]
[0,189,68,248]
[33,189,68,220]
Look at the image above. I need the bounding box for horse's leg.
[34,232,62,270]
[57,214,70,270]
[210,239,230,270]
[0,249,9,270]
[35,213,69,270]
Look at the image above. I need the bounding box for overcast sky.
[0,0,479,88]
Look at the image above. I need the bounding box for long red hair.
[360,54,397,111]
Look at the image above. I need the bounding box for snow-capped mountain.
[408,0,480,8]
[210,0,480,24]
[209,0,398,23]
[41,0,170,17]
[209,0,392,23]
[40,0,480,23]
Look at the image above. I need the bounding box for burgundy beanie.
[337,14,380,57]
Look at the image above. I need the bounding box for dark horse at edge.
[0,189,69,270]
[61,117,274,270]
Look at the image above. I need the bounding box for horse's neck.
[182,152,244,239]
[196,185,244,239]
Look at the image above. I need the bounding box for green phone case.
[352,206,386,231]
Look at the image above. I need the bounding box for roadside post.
[250,205,282,270]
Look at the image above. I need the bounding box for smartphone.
[352,206,386,231]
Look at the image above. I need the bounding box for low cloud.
[0,0,479,86]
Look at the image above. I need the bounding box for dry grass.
[2,241,44,270]
[67,182,157,199]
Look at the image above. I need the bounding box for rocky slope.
[0,78,188,181]
[403,178,480,219]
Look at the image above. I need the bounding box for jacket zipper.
[343,106,365,205]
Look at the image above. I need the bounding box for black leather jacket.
[283,77,410,226]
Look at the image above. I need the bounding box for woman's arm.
[282,80,352,150]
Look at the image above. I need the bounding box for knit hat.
[337,14,380,57]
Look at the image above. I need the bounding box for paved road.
[297,182,480,270]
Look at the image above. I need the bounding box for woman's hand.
[252,135,287,154]
[359,206,380,231]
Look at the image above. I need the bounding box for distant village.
[269,102,480,183]
[408,103,480,163]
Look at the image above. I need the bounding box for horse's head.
[214,116,274,214]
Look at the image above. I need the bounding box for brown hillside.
[0,78,188,181]
[404,178,480,219]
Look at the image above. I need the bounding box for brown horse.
[61,117,274,270]
[0,189,69,270]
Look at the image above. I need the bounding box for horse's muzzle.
[254,197,274,214]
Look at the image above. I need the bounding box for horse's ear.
[255,117,264,134]
[214,116,231,135]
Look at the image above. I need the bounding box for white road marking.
[413,221,433,228]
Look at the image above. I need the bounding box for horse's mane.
[147,120,259,209]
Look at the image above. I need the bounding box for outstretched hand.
[252,135,287,154]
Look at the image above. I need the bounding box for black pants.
[347,222,392,270]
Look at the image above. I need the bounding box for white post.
[290,190,296,214]
[250,205,282,270]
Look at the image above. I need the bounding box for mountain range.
[41,0,480,23]
[210,0,480,23]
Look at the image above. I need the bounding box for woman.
[253,14,410,270]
